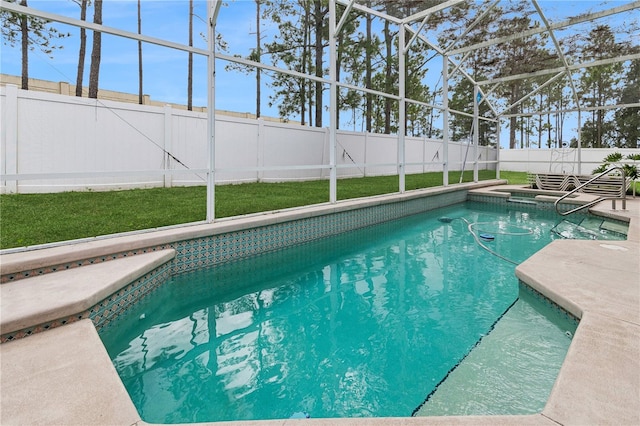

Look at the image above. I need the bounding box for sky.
[1,0,636,147]
[1,1,261,111]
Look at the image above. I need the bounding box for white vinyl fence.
[500,148,640,175]
[1,85,499,194]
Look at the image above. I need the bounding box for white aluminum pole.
[477,52,640,88]
[473,84,479,182]
[402,0,466,24]
[496,118,501,180]
[399,24,406,193]
[335,0,355,35]
[329,0,338,203]
[206,1,222,222]
[442,54,449,186]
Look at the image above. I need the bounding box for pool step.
[551,218,627,240]
[600,220,629,235]
[414,294,576,417]
[507,196,538,205]
[0,249,175,340]
[551,220,600,240]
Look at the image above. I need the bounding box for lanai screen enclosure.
[1,0,639,221]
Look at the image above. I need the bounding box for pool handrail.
[554,166,627,216]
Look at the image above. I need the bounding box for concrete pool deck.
[1,186,639,425]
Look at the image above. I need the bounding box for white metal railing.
[554,166,628,215]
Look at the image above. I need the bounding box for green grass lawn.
[0,170,526,249]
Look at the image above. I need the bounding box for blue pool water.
[100,202,583,423]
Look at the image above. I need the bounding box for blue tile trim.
[169,191,467,275]
[90,263,172,332]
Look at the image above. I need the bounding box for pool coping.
[0,249,176,335]
[1,181,638,425]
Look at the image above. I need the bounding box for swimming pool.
[100,201,589,423]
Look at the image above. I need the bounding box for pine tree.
[71,0,89,97]
[188,0,193,111]
[578,25,627,148]
[614,58,640,148]
[1,0,68,90]
[88,0,102,99]
[263,0,313,123]
[137,0,143,105]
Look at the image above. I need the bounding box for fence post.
[423,135,427,174]
[3,85,19,193]
[163,104,172,188]
[257,118,264,182]
[364,132,368,177]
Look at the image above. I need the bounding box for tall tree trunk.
[187,0,193,111]
[508,85,518,149]
[20,0,28,90]
[558,96,564,147]
[383,20,392,134]
[88,0,103,99]
[547,113,552,148]
[591,88,597,147]
[137,0,143,104]
[596,81,604,147]
[520,113,524,148]
[313,0,323,127]
[75,0,88,96]
[538,93,543,148]
[547,91,552,148]
[384,21,393,134]
[300,2,308,126]
[307,3,313,126]
[509,115,517,149]
[365,6,372,133]
[255,0,261,118]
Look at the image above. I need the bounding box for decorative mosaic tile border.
[0,312,90,343]
[468,192,635,222]
[468,192,636,227]
[468,193,559,211]
[169,191,467,276]
[90,263,172,332]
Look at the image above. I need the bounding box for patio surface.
[1,186,638,425]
